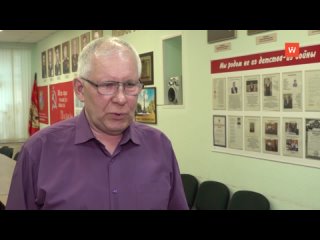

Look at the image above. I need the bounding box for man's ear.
[73,78,85,102]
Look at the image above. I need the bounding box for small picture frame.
[135,87,157,124]
[207,30,237,44]
[213,115,226,147]
[139,51,154,85]
[92,30,103,40]
[80,32,90,51]
[41,51,47,78]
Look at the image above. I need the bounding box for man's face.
[76,49,140,136]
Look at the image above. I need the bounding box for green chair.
[194,181,230,210]
[228,190,270,210]
[0,201,5,210]
[0,146,14,158]
[13,151,19,161]
[181,174,199,209]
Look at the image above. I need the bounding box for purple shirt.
[6,110,188,210]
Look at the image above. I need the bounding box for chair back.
[228,190,270,210]
[13,151,19,161]
[195,180,230,210]
[181,174,199,209]
[0,201,5,210]
[0,146,14,158]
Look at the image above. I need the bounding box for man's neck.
[91,127,123,155]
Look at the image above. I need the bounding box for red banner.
[49,81,74,125]
[28,73,40,136]
[38,86,49,124]
[211,44,320,73]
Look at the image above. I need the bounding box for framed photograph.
[71,37,79,72]
[306,119,320,160]
[135,87,157,124]
[207,30,237,44]
[139,51,154,85]
[54,45,61,76]
[47,48,54,77]
[213,115,226,147]
[92,30,103,40]
[80,32,90,51]
[62,41,70,74]
[41,51,47,78]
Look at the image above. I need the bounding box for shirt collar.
[120,122,141,146]
[74,109,95,144]
[74,109,141,146]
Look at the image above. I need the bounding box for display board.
[211,44,320,168]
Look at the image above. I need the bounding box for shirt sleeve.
[6,146,39,210]
[167,146,189,210]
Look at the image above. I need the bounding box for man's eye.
[126,82,136,87]
[104,83,116,88]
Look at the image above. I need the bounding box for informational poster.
[283,118,303,158]
[227,76,242,111]
[244,75,260,111]
[306,119,320,160]
[213,115,226,147]
[211,44,320,168]
[212,77,226,110]
[50,81,74,125]
[305,70,320,112]
[244,116,261,152]
[38,86,49,124]
[228,116,243,150]
[282,71,302,112]
[262,117,280,155]
[262,73,280,111]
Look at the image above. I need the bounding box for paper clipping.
[212,77,226,110]
[282,71,302,112]
[213,115,226,147]
[228,116,243,150]
[263,117,280,155]
[306,119,320,160]
[283,118,303,158]
[228,77,242,111]
[262,73,280,111]
[305,70,320,112]
[244,116,261,152]
[244,75,260,111]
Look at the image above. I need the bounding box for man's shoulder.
[133,122,161,133]
[28,117,77,143]
[132,122,168,139]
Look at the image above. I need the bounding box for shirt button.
[112,189,118,194]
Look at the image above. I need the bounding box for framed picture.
[41,51,47,78]
[80,32,90,51]
[92,30,103,40]
[213,115,226,147]
[306,119,320,160]
[135,87,157,124]
[54,45,61,76]
[62,41,70,74]
[71,37,79,72]
[139,51,154,85]
[47,48,54,77]
[207,30,237,43]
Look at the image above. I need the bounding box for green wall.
[34,30,320,209]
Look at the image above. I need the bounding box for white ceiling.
[0,30,58,43]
